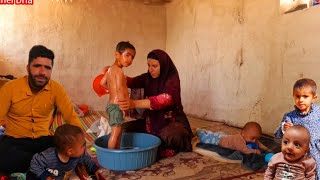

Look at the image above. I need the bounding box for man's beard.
[28,70,49,90]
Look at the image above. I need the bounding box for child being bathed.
[100,41,136,149]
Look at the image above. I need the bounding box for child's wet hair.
[54,124,84,152]
[293,78,317,95]
[116,41,135,54]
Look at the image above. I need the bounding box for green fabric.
[106,104,123,126]
[10,173,26,180]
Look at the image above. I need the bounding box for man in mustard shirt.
[0,45,83,176]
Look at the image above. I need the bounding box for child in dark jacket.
[27,124,104,180]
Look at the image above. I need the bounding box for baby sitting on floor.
[197,121,270,154]
[264,125,316,179]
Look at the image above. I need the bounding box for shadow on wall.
[0,54,7,74]
[0,55,19,79]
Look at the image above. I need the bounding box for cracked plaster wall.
[166,0,320,134]
[0,0,166,111]
[1,0,320,134]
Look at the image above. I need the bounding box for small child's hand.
[95,169,106,180]
[75,164,89,180]
[255,149,261,154]
[46,176,55,180]
[283,121,293,132]
[266,148,273,153]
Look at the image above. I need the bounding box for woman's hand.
[118,98,151,110]
[118,98,132,111]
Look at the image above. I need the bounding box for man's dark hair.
[54,124,83,152]
[28,45,55,66]
[116,41,135,54]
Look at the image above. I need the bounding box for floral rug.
[52,112,266,179]
[91,151,264,180]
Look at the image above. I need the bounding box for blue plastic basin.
[94,132,161,171]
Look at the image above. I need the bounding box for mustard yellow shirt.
[0,76,82,138]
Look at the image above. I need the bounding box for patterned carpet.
[52,112,265,179]
[92,151,265,180]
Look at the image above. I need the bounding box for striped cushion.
[50,110,108,142]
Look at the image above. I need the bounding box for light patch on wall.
[279,0,312,14]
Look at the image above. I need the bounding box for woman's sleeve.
[127,74,147,89]
[148,93,173,110]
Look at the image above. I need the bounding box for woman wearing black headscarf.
[119,49,193,157]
